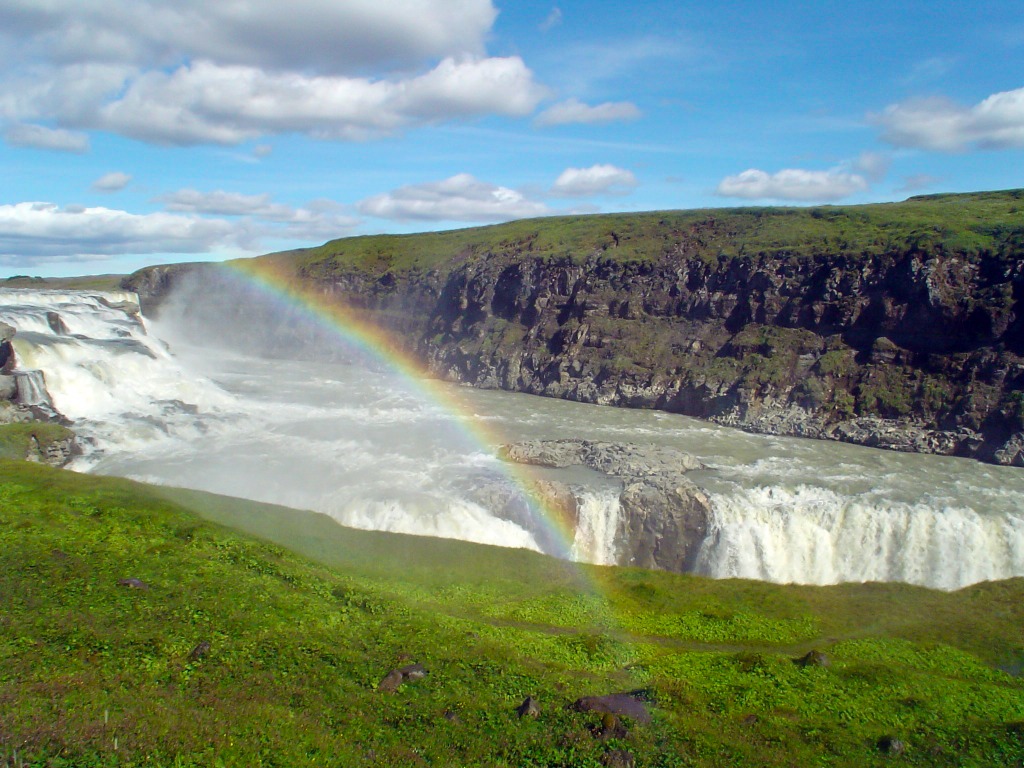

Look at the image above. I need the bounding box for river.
[3,286,1022,590]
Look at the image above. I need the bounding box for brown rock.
[377,669,403,693]
[516,696,540,718]
[573,691,652,724]
[117,577,149,590]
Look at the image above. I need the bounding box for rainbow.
[218,257,582,562]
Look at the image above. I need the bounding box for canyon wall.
[124,193,1024,465]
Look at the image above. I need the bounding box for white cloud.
[161,189,294,219]
[0,0,497,74]
[540,7,563,32]
[550,164,637,197]
[90,57,546,145]
[0,193,360,265]
[358,174,550,222]
[851,151,891,183]
[162,189,361,238]
[876,87,1024,151]
[535,98,641,127]
[91,171,132,192]
[0,1,551,146]
[3,122,89,153]
[0,202,237,259]
[716,167,869,202]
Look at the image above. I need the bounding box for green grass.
[1,460,1022,766]
[2,275,126,291]
[0,423,75,462]
[280,189,1024,277]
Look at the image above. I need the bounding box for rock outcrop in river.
[499,440,712,572]
[124,190,1024,466]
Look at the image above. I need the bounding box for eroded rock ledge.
[499,440,713,573]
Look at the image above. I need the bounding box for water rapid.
[2,286,1023,590]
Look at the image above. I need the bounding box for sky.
[0,0,1022,278]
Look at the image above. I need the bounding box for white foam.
[571,488,622,565]
[6,286,1024,589]
[696,484,1024,589]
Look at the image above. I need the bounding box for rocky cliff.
[124,190,1024,466]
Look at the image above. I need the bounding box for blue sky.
[0,0,1021,277]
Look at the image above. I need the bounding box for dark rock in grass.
[117,577,149,590]
[378,662,427,692]
[377,669,404,693]
[601,749,636,768]
[877,735,906,755]
[795,649,830,668]
[398,662,427,681]
[516,696,540,718]
[188,640,211,661]
[573,691,652,724]
[443,709,461,724]
[596,713,628,740]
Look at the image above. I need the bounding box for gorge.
[2,190,1023,590]
[126,190,1024,467]
[3,261,1024,590]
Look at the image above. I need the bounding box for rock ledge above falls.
[499,439,713,573]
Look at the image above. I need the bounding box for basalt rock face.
[314,249,1024,465]
[125,202,1024,465]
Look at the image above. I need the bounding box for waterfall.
[2,286,1023,590]
[14,370,52,406]
[0,288,234,463]
[571,488,622,566]
[695,484,1024,589]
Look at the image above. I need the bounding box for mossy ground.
[0,423,75,462]
[1,461,1022,767]
[288,189,1024,277]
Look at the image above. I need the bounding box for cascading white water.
[570,489,622,566]
[3,286,1024,590]
[14,370,52,406]
[0,288,550,556]
[694,485,1024,590]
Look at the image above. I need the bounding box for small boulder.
[877,736,905,755]
[377,669,403,693]
[573,691,652,725]
[377,662,427,692]
[398,662,427,681]
[117,577,149,590]
[795,650,830,668]
[516,696,540,718]
[596,713,628,740]
[188,640,211,661]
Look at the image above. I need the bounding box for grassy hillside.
[1,461,1022,766]
[2,275,126,291]
[291,189,1024,277]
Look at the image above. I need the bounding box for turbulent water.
[3,286,1024,590]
